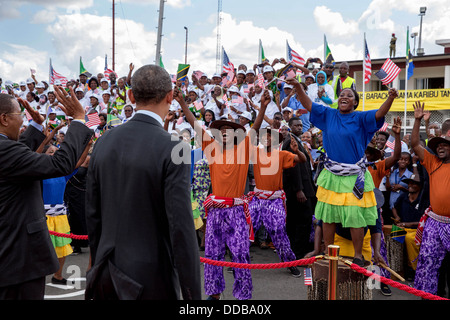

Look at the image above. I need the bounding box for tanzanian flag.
[391,225,406,243]
[275,63,295,79]
[80,57,92,77]
[159,56,165,69]
[107,114,121,127]
[177,64,190,82]
[406,28,415,80]
[324,35,335,65]
[259,39,268,64]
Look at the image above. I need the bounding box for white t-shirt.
[306,83,335,107]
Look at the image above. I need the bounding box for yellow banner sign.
[359,89,450,111]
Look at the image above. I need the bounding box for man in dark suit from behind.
[85,65,201,300]
[0,89,93,300]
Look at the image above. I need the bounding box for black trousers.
[285,195,314,259]
[0,277,46,300]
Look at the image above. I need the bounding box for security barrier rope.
[49,231,449,301]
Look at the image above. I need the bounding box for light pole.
[411,32,418,55]
[184,26,188,64]
[417,7,426,56]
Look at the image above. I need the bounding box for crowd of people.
[0,55,449,301]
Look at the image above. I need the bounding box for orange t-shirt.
[421,149,450,216]
[368,159,388,188]
[202,134,250,198]
[251,147,296,191]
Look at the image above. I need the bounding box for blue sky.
[0,0,449,83]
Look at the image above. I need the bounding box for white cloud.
[313,6,359,37]
[46,13,157,79]
[0,43,48,82]
[182,12,309,77]
[31,8,58,24]
[0,0,94,21]
[119,0,191,9]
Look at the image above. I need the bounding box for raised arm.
[286,77,312,112]
[288,134,307,164]
[384,117,402,169]
[174,86,206,140]
[411,101,426,162]
[375,88,398,121]
[251,89,271,132]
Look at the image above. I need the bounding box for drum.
[382,225,404,278]
[307,258,373,300]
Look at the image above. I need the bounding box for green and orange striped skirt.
[314,169,378,228]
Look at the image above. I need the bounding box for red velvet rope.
[49,231,449,301]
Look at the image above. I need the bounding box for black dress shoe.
[51,277,67,285]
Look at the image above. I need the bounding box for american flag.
[257,73,265,88]
[104,68,115,81]
[385,135,395,149]
[379,122,389,132]
[286,41,305,66]
[364,39,371,84]
[304,268,312,286]
[375,59,400,86]
[232,96,244,104]
[49,60,68,87]
[222,48,234,74]
[85,113,101,127]
[193,100,204,111]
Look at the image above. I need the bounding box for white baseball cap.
[239,111,252,121]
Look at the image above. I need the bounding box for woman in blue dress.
[286,77,398,266]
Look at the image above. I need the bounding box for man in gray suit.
[85,65,201,300]
[0,88,93,299]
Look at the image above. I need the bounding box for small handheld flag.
[304,268,312,286]
[391,225,406,243]
[375,59,401,86]
[85,113,101,128]
[286,40,305,66]
[177,64,190,82]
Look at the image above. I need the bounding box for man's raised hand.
[17,98,45,125]
[53,86,85,120]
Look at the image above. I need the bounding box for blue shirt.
[287,95,310,132]
[42,170,77,205]
[309,102,384,164]
[388,168,412,209]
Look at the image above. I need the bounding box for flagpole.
[404,26,409,136]
[363,33,366,111]
[49,58,51,85]
[286,40,288,62]
[258,39,261,65]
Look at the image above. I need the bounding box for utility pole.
[155,0,165,65]
[216,0,222,73]
[112,0,115,71]
[184,26,188,64]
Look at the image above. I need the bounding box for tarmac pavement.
[43,244,420,301]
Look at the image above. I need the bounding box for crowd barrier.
[48,231,449,301]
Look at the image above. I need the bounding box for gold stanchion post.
[327,245,340,300]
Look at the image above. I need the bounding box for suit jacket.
[0,121,93,287]
[282,134,316,198]
[85,113,201,300]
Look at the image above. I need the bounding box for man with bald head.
[85,64,201,300]
[0,88,93,299]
